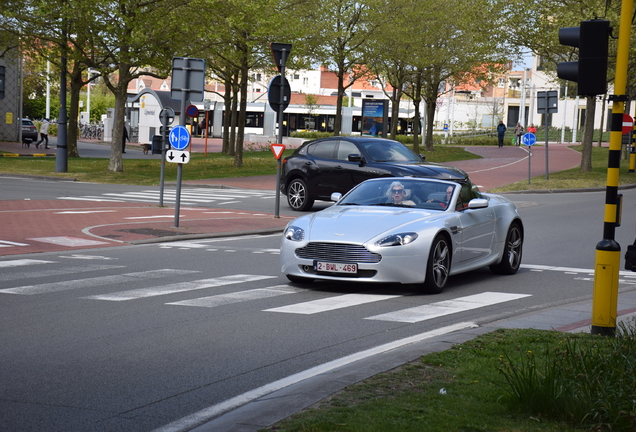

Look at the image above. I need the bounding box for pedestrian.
[122,125,129,154]
[35,118,50,149]
[527,123,537,134]
[513,122,524,146]
[497,120,506,148]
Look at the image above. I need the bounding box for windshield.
[338,179,457,211]
[360,140,421,162]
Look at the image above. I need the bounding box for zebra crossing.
[57,188,276,205]
[0,258,533,324]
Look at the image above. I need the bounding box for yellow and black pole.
[592,0,633,336]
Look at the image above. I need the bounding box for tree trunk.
[234,54,249,168]
[580,96,595,172]
[67,70,83,158]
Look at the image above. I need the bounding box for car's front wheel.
[287,178,314,211]
[423,234,451,293]
[490,222,523,275]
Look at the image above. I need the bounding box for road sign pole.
[546,120,549,180]
[275,49,289,219]
[174,95,188,228]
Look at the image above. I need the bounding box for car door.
[453,183,496,265]
[305,139,340,198]
[330,140,378,194]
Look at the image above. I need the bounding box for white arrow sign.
[166,150,190,164]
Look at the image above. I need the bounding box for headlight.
[375,232,418,247]
[284,226,305,242]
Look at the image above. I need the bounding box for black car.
[280,137,469,211]
[21,119,38,144]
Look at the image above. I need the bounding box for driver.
[387,181,415,206]
[427,185,454,209]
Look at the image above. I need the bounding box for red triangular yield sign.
[270,144,286,159]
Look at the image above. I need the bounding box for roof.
[127,89,190,113]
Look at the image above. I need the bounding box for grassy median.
[263,324,636,432]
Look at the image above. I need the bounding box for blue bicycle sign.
[169,125,190,150]
[521,133,536,146]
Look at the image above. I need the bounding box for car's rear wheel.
[423,234,451,293]
[490,222,523,275]
[287,178,314,211]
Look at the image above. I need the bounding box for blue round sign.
[521,132,536,146]
[169,125,190,150]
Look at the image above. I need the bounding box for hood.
[376,161,468,182]
[303,205,439,244]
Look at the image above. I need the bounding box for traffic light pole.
[592,0,633,336]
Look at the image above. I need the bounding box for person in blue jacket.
[497,120,507,148]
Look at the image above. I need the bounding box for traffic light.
[151,135,163,155]
[557,19,611,96]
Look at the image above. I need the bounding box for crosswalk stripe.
[0,269,197,295]
[84,274,276,301]
[0,259,53,268]
[264,293,401,315]
[0,264,125,283]
[366,292,531,323]
[167,285,301,308]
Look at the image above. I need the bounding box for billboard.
[361,99,388,137]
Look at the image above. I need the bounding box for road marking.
[0,259,53,267]
[264,293,401,314]
[151,321,478,432]
[0,264,125,283]
[54,210,117,214]
[0,269,196,295]
[167,285,301,308]
[84,274,276,301]
[27,236,110,247]
[0,240,30,247]
[367,292,531,323]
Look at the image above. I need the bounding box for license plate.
[313,261,357,274]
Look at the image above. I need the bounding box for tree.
[293,0,381,136]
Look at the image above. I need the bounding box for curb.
[0,153,55,157]
[126,227,286,245]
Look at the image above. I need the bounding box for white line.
[84,274,276,301]
[0,269,196,295]
[54,210,117,214]
[0,259,53,267]
[57,197,125,202]
[0,240,30,247]
[0,265,125,283]
[366,292,531,323]
[167,285,301,307]
[151,321,478,432]
[123,215,183,219]
[264,293,401,314]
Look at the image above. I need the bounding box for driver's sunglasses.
[392,189,405,194]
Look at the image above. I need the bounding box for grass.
[263,322,636,432]
[491,144,636,192]
[0,145,479,186]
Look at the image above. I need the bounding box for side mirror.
[348,154,361,162]
[468,198,489,209]
[419,154,426,161]
[331,192,342,202]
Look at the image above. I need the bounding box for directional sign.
[270,143,286,159]
[186,104,199,118]
[521,132,537,146]
[169,125,190,150]
[166,150,190,164]
[622,114,633,135]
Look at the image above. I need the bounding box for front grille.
[295,242,382,263]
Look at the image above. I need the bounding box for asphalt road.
[2,185,636,431]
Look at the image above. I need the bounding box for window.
[293,74,299,80]
[336,141,358,161]
[308,140,337,159]
[498,78,505,88]
[303,77,308,85]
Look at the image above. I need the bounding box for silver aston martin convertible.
[280,177,523,293]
